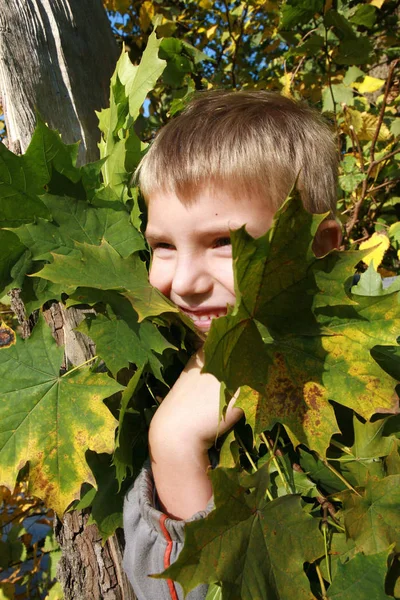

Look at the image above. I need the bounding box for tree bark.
[0,0,118,164]
[0,3,136,598]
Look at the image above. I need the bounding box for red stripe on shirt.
[159,514,179,600]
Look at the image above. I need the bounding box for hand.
[149,349,243,519]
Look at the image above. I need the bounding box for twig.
[345,59,399,237]
[324,21,337,119]
[370,59,399,164]
[290,56,306,89]
[367,177,400,195]
[348,124,365,172]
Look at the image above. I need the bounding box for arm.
[149,349,243,520]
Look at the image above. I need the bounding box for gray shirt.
[123,463,213,600]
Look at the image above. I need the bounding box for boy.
[123,91,342,600]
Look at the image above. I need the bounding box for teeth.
[186,311,226,322]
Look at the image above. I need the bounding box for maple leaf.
[35,240,177,320]
[341,474,400,555]
[0,317,123,514]
[204,196,399,456]
[159,465,324,599]
[328,548,393,600]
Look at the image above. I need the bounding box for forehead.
[146,185,276,238]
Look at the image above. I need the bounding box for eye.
[213,237,231,248]
[153,242,175,250]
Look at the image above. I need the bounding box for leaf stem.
[316,452,362,496]
[323,525,332,584]
[260,431,291,494]
[316,564,328,600]
[61,355,98,377]
[236,433,273,501]
[330,439,352,455]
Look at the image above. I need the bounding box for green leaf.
[334,415,393,487]
[78,296,174,378]
[339,155,366,192]
[370,344,400,381]
[322,84,354,113]
[160,38,193,87]
[343,66,365,86]
[204,196,399,457]
[328,548,392,599]
[35,240,178,320]
[351,264,400,297]
[113,367,148,487]
[160,466,324,599]
[299,448,345,494]
[84,451,128,542]
[342,475,400,554]
[324,10,357,40]
[10,194,145,261]
[0,145,50,227]
[335,38,374,65]
[0,230,28,294]
[280,0,324,30]
[98,32,166,194]
[349,5,377,29]
[0,317,122,513]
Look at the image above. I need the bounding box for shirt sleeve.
[123,462,214,600]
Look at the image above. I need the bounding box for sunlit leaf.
[359,232,390,268]
[204,196,399,458]
[0,317,122,513]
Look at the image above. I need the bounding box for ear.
[312,219,342,258]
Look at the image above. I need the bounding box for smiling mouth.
[180,309,227,326]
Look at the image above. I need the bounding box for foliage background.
[0,0,399,598]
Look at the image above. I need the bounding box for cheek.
[149,259,172,294]
[215,259,235,296]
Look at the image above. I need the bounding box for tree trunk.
[0,3,136,598]
[0,0,118,164]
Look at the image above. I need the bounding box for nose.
[171,252,212,298]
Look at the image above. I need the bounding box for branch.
[370,58,399,164]
[345,59,399,237]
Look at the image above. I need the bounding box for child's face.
[145,186,275,331]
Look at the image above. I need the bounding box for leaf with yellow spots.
[359,232,390,268]
[0,317,123,514]
[204,195,399,457]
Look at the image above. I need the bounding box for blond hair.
[137,90,338,214]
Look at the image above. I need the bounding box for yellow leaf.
[343,107,363,135]
[359,232,390,268]
[358,112,391,141]
[355,76,385,94]
[139,0,155,32]
[370,0,386,7]
[0,321,16,349]
[279,73,292,98]
[0,583,14,600]
[199,0,213,8]
[102,0,131,11]
[206,24,218,40]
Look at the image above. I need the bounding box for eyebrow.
[145,222,244,241]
